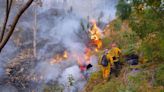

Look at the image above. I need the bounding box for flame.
[95,48,98,52]
[77,56,82,65]
[89,22,102,51]
[92,39,102,49]
[63,51,68,58]
[48,24,103,69]
[90,24,101,41]
[50,59,57,65]
[50,51,69,65]
[84,48,91,64]
[48,20,103,66]
[49,48,93,72]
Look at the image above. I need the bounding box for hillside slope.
[84,19,164,92]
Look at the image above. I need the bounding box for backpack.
[101,54,108,67]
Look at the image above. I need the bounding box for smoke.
[59,65,81,85]
[40,0,118,23]
[0,64,4,77]
[0,85,18,92]
[33,62,62,82]
[32,16,93,91]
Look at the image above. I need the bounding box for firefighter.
[107,43,121,77]
[100,49,111,80]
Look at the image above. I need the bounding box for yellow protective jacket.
[99,54,111,80]
[106,47,121,65]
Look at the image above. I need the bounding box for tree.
[0,0,12,42]
[32,0,42,58]
[0,0,34,52]
[116,0,132,20]
[116,0,163,38]
[116,0,164,62]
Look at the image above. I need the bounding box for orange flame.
[89,21,102,51]
[63,51,68,58]
[49,48,93,67]
[95,48,98,52]
[50,51,69,65]
[84,48,91,64]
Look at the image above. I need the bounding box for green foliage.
[129,9,163,39]
[44,84,64,92]
[138,32,164,62]
[122,30,138,46]
[85,71,103,92]
[131,0,163,15]
[85,1,164,91]
[145,0,161,7]
[87,71,103,85]
[113,19,122,31]
[102,37,111,48]
[128,71,148,85]
[85,65,164,92]
[116,0,132,20]
[116,0,164,62]
[155,64,164,86]
[112,29,138,54]
[92,79,124,92]
[118,0,164,39]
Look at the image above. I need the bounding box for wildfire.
[89,19,102,51]
[50,58,61,65]
[77,56,82,65]
[92,39,102,49]
[50,51,69,65]
[48,48,94,76]
[84,48,91,64]
[49,20,103,67]
[63,51,68,58]
[95,48,98,52]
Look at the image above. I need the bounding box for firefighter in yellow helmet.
[107,43,121,77]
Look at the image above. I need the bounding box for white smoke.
[59,65,81,85]
[0,65,4,77]
[41,0,118,23]
[34,16,87,90]
[0,85,18,92]
[34,62,62,82]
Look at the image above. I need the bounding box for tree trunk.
[33,6,37,58]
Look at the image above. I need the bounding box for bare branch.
[0,0,34,52]
[8,0,13,13]
[0,0,12,42]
